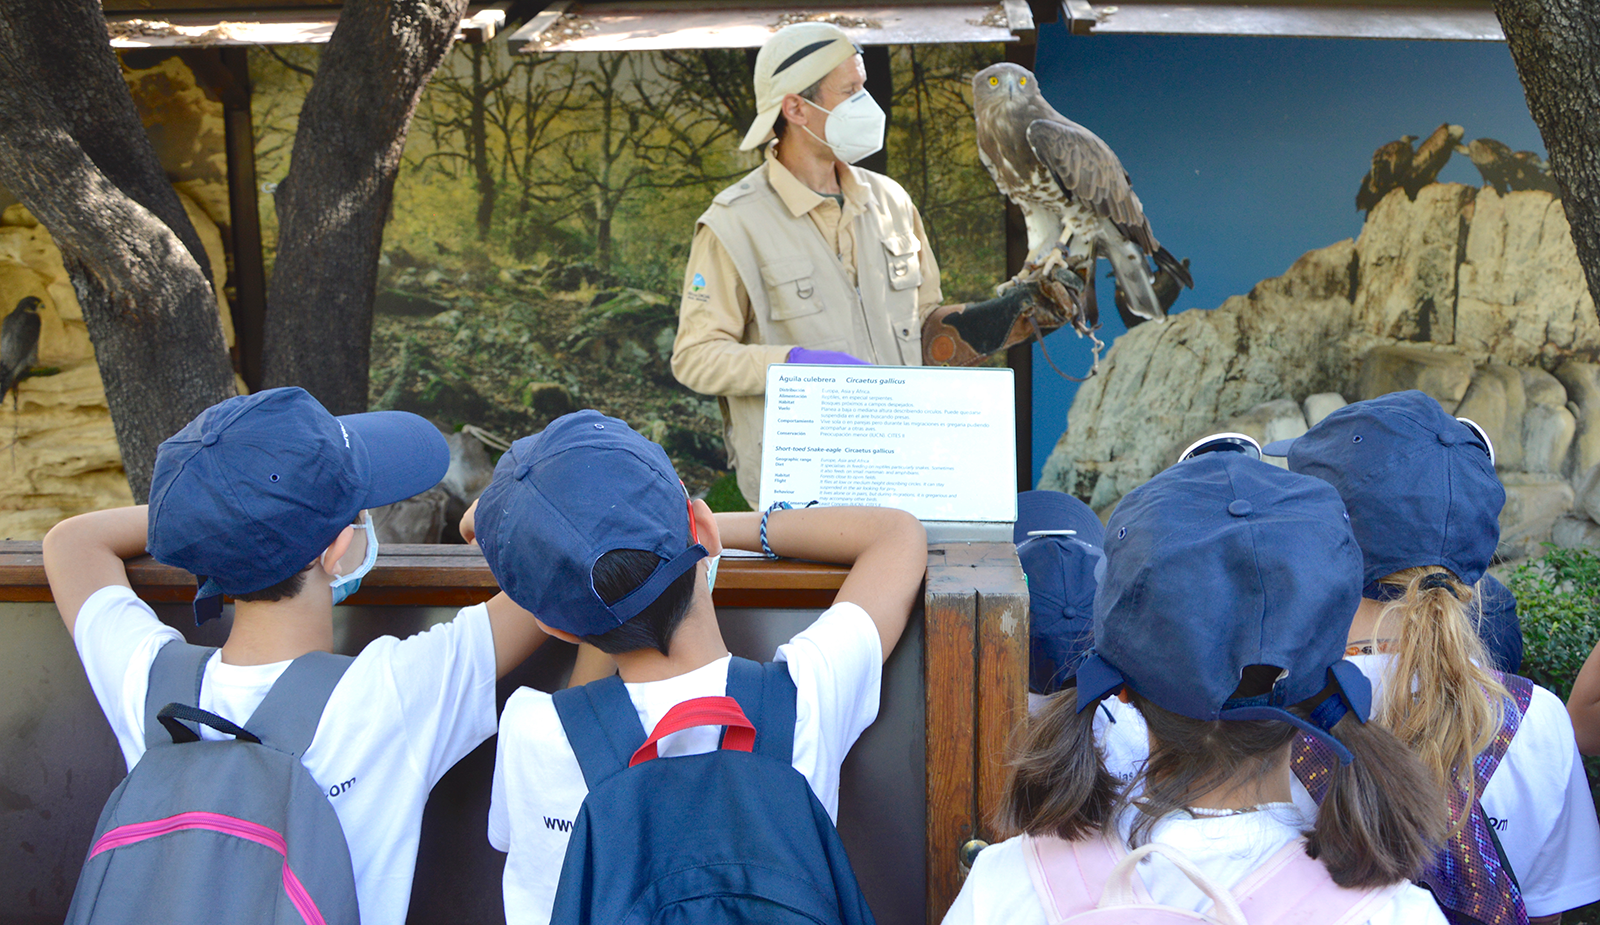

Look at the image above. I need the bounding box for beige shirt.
[672,145,944,502]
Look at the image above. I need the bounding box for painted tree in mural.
[262,0,470,414]
[0,0,237,501]
[1493,0,1600,320]
[413,48,582,252]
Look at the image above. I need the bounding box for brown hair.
[1368,567,1508,832]
[997,674,1446,889]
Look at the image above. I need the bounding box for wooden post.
[923,542,1029,923]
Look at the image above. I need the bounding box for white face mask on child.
[704,553,721,594]
[330,514,379,606]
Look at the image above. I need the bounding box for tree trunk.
[470,44,495,241]
[263,0,469,414]
[0,0,237,501]
[1493,0,1600,319]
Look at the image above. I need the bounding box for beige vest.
[699,162,926,503]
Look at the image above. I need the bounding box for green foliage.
[704,472,751,513]
[1507,544,1600,700]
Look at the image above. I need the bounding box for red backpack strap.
[628,696,755,766]
[1023,833,1150,923]
[1230,838,1403,925]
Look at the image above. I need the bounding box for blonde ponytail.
[1370,566,1508,832]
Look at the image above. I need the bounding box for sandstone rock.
[1497,473,1574,560]
[1521,403,1575,476]
[1354,345,1475,407]
[1521,367,1567,408]
[1303,392,1347,427]
[1044,184,1600,526]
[1554,362,1600,478]
[1456,189,1600,364]
[1455,363,1525,471]
[1552,514,1600,550]
[1577,464,1600,526]
[1039,239,1358,510]
[1352,183,1473,343]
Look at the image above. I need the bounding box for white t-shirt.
[1096,656,1600,917]
[489,601,883,925]
[942,806,1448,925]
[74,585,499,925]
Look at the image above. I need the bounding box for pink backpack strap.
[1230,837,1404,925]
[1024,833,1153,923]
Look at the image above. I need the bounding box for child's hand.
[460,498,479,545]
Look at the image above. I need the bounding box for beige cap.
[739,22,859,151]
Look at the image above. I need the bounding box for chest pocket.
[760,258,821,322]
[882,235,922,292]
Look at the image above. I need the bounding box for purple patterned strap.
[1291,672,1535,925]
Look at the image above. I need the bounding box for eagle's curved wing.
[1025,118,1159,254]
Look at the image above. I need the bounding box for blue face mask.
[331,515,379,606]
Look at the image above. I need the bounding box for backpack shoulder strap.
[726,657,797,762]
[1230,838,1402,925]
[552,675,648,790]
[1022,833,1135,923]
[143,641,215,750]
[1479,672,1534,784]
[242,651,355,757]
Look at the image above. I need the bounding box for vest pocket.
[759,257,821,321]
[881,235,922,292]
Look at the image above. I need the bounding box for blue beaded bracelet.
[760,500,817,559]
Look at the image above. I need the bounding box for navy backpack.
[549,656,876,925]
[66,642,358,925]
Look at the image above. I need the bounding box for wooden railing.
[0,539,1026,923]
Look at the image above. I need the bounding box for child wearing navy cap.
[44,388,553,925]
[471,410,925,925]
[1271,390,1600,924]
[945,453,1449,925]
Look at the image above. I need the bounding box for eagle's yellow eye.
[988,76,999,86]
[1019,77,1028,86]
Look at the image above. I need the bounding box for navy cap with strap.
[475,411,707,638]
[1015,491,1105,693]
[147,388,450,623]
[1262,390,1503,592]
[1074,453,1373,764]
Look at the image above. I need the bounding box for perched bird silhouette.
[1404,124,1464,198]
[1113,257,1189,330]
[1458,138,1517,195]
[972,62,1192,331]
[1356,135,1416,212]
[0,296,41,408]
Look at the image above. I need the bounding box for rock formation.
[1040,183,1600,561]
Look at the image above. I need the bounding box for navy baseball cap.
[474,410,707,637]
[1075,453,1372,763]
[148,387,450,621]
[1015,492,1105,694]
[1263,390,1503,593]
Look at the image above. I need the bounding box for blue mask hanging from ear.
[330,517,379,606]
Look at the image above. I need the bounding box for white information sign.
[758,364,1016,524]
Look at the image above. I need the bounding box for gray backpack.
[66,642,359,925]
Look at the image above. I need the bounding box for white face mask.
[801,91,885,164]
[704,553,721,595]
[330,514,379,606]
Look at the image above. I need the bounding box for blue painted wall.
[1026,25,1545,487]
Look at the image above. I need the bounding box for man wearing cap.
[44,387,553,925]
[672,22,1065,507]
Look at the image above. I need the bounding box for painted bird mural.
[972,62,1192,335]
[0,296,41,408]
